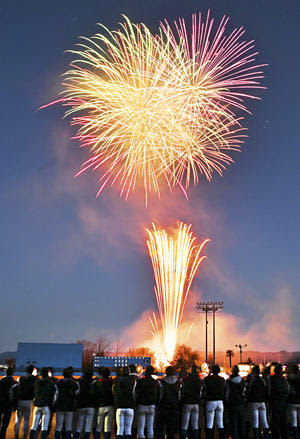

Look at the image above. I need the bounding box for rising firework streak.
[146,223,209,363]
[53,13,265,203]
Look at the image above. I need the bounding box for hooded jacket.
[112,375,136,409]
[225,374,245,407]
[77,376,95,408]
[135,375,159,405]
[288,373,300,404]
[33,378,57,408]
[91,377,114,407]
[182,374,201,405]
[158,375,181,409]
[244,374,267,403]
[202,374,225,401]
[18,374,36,400]
[55,378,79,411]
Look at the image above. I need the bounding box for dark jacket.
[91,377,113,407]
[182,374,201,405]
[135,376,159,405]
[33,378,57,408]
[244,375,267,403]
[18,374,36,400]
[288,374,300,404]
[55,378,79,411]
[268,375,289,403]
[77,376,95,408]
[158,375,181,409]
[225,375,245,407]
[112,375,136,409]
[0,376,17,409]
[202,374,225,401]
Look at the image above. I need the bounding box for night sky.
[1,0,299,353]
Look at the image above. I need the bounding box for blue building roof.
[16,343,83,371]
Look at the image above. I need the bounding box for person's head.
[63,366,74,379]
[291,364,299,374]
[40,367,49,379]
[262,366,271,377]
[190,364,198,377]
[252,365,260,376]
[129,364,136,374]
[83,367,93,379]
[273,363,283,376]
[211,364,220,375]
[25,364,34,375]
[231,365,239,376]
[122,366,129,376]
[145,365,155,377]
[6,367,14,377]
[165,366,174,376]
[102,368,110,379]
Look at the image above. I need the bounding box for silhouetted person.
[268,364,289,439]
[201,365,225,439]
[225,365,246,439]
[244,365,269,439]
[134,365,159,439]
[113,366,136,439]
[91,367,114,439]
[0,367,17,439]
[156,366,181,439]
[55,367,79,439]
[29,367,57,439]
[287,364,300,439]
[180,365,202,439]
[14,364,36,439]
[75,367,95,439]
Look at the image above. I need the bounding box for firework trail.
[56,13,265,203]
[146,222,209,363]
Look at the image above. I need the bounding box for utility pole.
[226,349,235,368]
[235,344,247,363]
[196,301,224,364]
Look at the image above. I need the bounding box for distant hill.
[0,351,16,362]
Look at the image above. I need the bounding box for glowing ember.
[146,223,209,364]
[57,13,264,203]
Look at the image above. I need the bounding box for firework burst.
[146,222,209,363]
[60,13,265,203]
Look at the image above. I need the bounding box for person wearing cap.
[112,366,136,439]
[134,365,159,439]
[225,365,246,439]
[156,366,181,439]
[0,367,18,439]
[201,364,225,439]
[244,364,269,439]
[14,364,37,439]
[29,367,57,439]
[91,367,114,439]
[180,364,202,439]
[55,366,80,439]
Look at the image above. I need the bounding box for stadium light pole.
[196,301,224,363]
[235,344,247,363]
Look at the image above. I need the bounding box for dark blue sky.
[1,0,299,352]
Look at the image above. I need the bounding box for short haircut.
[6,367,14,377]
[274,363,283,375]
[63,366,74,378]
[165,366,174,376]
[25,365,34,374]
[102,368,110,379]
[252,365,260,375]
[40,367,49,379]
[211,364,220,375]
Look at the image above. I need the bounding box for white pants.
[56,411,73,432]
[31,406,50,431]
[249,402,269,429]
[136,405,155,438]
[206,400,224,429]
[15,400,32,437]
[76,407,95,433]
[288,403,300,428]
[116,408,134,436]
[182,404,199,430]
[96,406,114,433]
